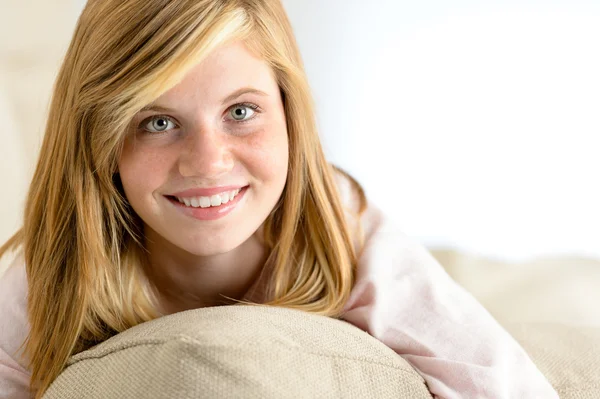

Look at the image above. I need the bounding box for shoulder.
[0,251,30,372]
[332,168,441,292]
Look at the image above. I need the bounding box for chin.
[183,245,238,257]
[177,232,253,257]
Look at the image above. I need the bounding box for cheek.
[118,140,171,200]
[244,126,289,180]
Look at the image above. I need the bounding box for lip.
[166,186,249,221]
[170,185,248,198]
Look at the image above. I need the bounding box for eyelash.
[137,102,262,134]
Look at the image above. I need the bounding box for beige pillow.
[43,306,600,398]
[44,306,433,399]
[507,322,600,399]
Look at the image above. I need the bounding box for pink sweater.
[0,177,558,399]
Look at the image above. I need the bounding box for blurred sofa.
[0,0,80,255]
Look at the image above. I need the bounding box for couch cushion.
[507,322,600,399]
[43,306,433,399]
[431,249,600,327]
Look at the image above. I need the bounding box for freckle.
[246,129,267,149]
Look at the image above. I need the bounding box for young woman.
[0,1,558,398]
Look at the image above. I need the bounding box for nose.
[178,127,234,179]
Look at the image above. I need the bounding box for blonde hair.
[0,0,367,397]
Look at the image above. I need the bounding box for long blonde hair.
[0,0,367,396]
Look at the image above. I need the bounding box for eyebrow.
[222,87,269,104]
[139,87,269,113]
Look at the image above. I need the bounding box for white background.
[281,0,600,261]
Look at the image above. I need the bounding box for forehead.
[157,41,278,103]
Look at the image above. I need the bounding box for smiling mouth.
[165,186,249,209]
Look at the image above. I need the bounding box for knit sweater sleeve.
[336,182,558,398]
[0,253,32,399]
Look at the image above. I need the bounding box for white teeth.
[199,197,211,208]
[175,188,243,209]
[210,195,221,206]
[221,192,230,203]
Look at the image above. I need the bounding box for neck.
[143,227,269,315]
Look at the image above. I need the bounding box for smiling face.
[118,41,289,257]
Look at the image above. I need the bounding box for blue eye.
[143,116,176,133]
[229,104,258,121]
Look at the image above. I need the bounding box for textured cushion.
[431,249,600,327]
[507,322,600,399]
[44,306,433,399]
